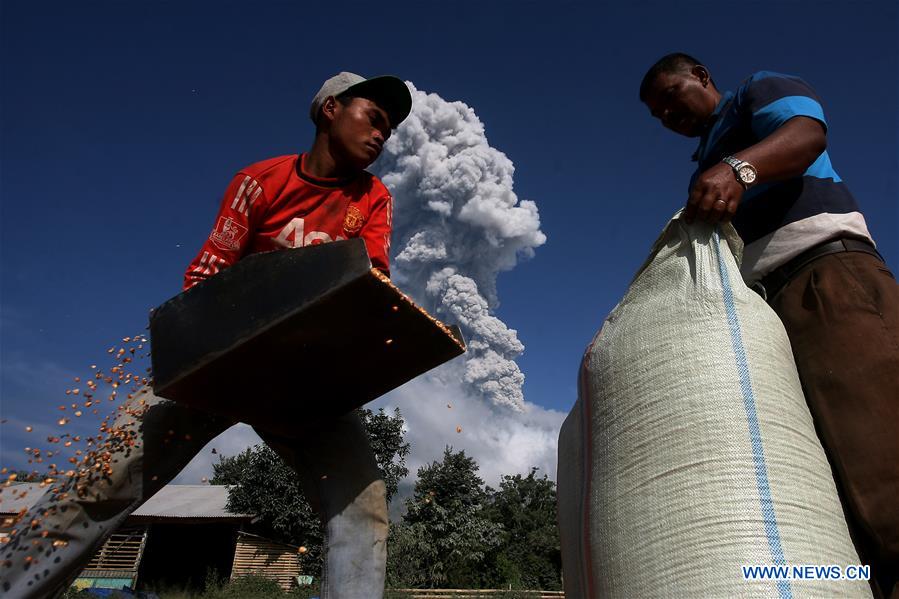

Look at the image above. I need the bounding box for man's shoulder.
[736,71,821,111]
[742,70,797,84]
[739,69,802,88]
[358,170,392,198]
[237,155,298,180]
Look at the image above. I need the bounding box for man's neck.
[703,89,724,130]
[304,137,356,180]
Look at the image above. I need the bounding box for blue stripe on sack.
[713,228,793,599]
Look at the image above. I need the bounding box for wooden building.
[231,530,303,590]
[1,482,305,592]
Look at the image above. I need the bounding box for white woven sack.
[557,213,869,598]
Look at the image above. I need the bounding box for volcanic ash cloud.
[375,83,546,412]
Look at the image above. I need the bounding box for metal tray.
[150,239,465,436]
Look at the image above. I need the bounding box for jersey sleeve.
[737,71,828,139]
[183,174,263,290]
[361,185,393,277]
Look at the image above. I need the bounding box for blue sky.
[2,1,897,472]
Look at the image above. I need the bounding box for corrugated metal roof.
[1,483,252,520]
[133,485,252,519]
[0,483,43,516]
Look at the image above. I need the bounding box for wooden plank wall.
[231,534,301,591]
[82,525,148,574]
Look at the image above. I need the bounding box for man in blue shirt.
[641,53,898,597]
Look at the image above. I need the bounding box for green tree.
[387,447,503,588]
[362,406,410,501]
[7,470,52,482]
[211,443,323,569]
[210,407,410,576]
[482,468,562,590]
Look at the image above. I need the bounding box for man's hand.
[685,162,744,224]
[683,116,827,225]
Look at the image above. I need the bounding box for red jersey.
[184,154,393,290]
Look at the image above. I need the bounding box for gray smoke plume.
[374,84,546,411]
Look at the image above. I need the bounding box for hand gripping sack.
[557,214,869,598]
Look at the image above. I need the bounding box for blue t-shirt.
[691,71,872,282]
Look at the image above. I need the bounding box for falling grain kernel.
[201,477,208,483]
[298,546,308,554]
[58,418,68,426]
[72,389,80,395]
[391,305,399,312]
[7,473,17,481]
[74,411,83,417]
[25,426,33,433]
[456,426,462,433]
[447,404,452,409]
[385,339,394,345]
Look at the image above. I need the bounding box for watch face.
[738,165,757,184]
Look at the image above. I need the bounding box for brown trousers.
[770,250,899,598]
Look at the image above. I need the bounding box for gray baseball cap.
[309,72,412,128]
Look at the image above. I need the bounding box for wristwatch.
[722,155,758,189]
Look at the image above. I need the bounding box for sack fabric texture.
[557,214,869,598]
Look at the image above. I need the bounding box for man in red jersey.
[184,71,406,289]
[0,72,412,599]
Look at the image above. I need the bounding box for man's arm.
[183,174,261,290]
[360,186,393,277]
[686,115,826,223]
